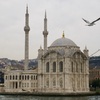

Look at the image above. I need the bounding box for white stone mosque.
[4,6,89,93]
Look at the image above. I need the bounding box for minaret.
[43,11,48,53]
[24,5,30,70]
[83,46,89,57]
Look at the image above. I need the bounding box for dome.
[50,34,77,47]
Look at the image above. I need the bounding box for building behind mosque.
[4,7,89,93]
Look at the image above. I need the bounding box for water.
[0,95,100,100]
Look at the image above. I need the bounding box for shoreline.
[0,91,99,96]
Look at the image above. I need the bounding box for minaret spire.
[26,4,28,14]
[43,11,48,53]
[45,10,47,19]
[24,5,30,70]
[83,46,89,57]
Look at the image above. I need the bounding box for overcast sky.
[0,0,100,60]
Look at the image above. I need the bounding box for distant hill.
[0,58,38,70]
[89,56,100,67]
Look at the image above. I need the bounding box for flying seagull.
[82,18,100,26]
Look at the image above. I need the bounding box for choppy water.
[0,95,100,100]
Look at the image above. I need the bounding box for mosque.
[4,6,89,93]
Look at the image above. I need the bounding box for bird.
[82,18,100,26]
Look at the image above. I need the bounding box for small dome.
[51,36,77,47]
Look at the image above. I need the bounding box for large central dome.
[50,34,77,47]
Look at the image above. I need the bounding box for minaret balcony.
[24,26,30,31]
[43,31,48,36]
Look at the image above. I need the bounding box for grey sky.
[0,0,100,60]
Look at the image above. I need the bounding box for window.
[10,75,11,80]
[27,75,29,80]
[71,62,73,72]
[46,79,49,87]
[53,79,56,87]
[22,75,24,80]
[59,61,63,72]
[27,83,29,87]
[59,79,63,88]
[16,75,17,80]
[16,82,18,88]
[53,62,56,72]
[36,75,37,80]
[13,75,14,80]
[19,75,21,80]
[76,62,78,72]
[31,76,33,80]
[31,83,33,87]
[34,75,35,80]
[25,75,27,80]
[46,62,49,72]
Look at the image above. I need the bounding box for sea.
[0,95,100,100]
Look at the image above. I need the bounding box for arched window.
[19,75,21,80]
[53,62,56,72]
[16,82,18,88]
[25,75,27,80]
[59,61,63,72]
[31,76,33,80]
[71,62,73,72]
[36,75,37,80]
[34,75,35,80]
[27,75,29,80]
[46,62,49,72]
[22,75,24,80]
[10,75,11,80]
[76,62,78,72]
[16,75,17,80]
[13,75,14,80]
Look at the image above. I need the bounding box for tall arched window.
[25,75,27,80]
[27,75,29,80]
[71,62,73,72]
[22,75,24,80]
[31,76,33,80]
[10,75,11,80]
[76,62,78,72]
[19,75,21,80]
[16,75,17,80]
[53,62,56,72]
[34,75,35,80]
[59,61,63,72]
[46,62,49,72]
[36,75,37,80]
[13,75,14,80]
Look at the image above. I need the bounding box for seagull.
[82,18,100,26]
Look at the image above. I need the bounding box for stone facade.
[4,70,38,92]
[37,37,89,93]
